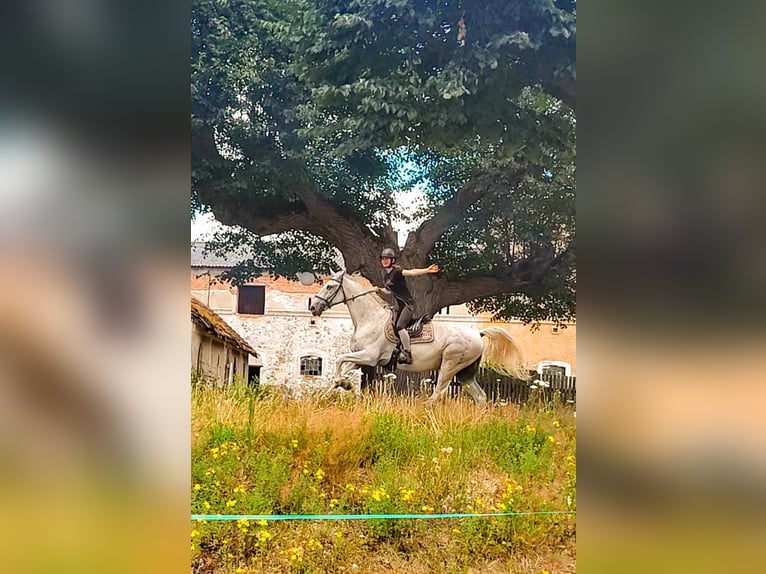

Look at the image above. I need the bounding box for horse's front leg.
[333,350,380,390]
[424,360,461,407]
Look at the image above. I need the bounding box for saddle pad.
[384,312,435,344]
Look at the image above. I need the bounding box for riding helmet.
[380,248,396,260]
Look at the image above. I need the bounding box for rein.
[315,273,377,309]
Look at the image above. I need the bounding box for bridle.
[314,271,377,310]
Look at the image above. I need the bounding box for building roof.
[191,241,346,271]
[191,296,257,356]
[191,241,257,268]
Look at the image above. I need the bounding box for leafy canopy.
[192,0,576,323]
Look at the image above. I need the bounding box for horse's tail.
[480,327,529,381]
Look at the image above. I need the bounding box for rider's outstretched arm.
[402,264,440,277]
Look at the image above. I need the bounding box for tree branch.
[405,170,526,259]
[431,247,560,310]
[404,179,492,258]
[193,123,388,273]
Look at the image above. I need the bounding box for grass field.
[191,383,576,573]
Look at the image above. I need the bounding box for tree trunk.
[403,276,440,317]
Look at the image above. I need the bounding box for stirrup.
[398,349,412,364]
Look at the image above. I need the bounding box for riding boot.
[397,329,412,364]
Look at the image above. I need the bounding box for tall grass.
[191,384,576,574]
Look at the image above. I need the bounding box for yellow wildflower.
[203,501,211,510]
[548,435,556,443]
[257,529,272,542]
[291,439,298,448]
[226,499,237,508]
[315,468,325,481]
[345,483,355,492]
[552,420,560,427]
[193,483,202,491]
[289,546,303,562]
[191,529,199,538]
[256,519,268,526]
[371,487,389,502]
[399,489,415,502]
[421,505,434,513]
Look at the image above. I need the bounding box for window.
[237,285,265,314]
[437,306,450,315]
[537,360,572,377]
[300,355,323,376]
[552,325,560,334]
[543,365,566,376]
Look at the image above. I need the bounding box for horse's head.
[309,270,346,316]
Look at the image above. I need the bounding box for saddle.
[384,310,434,344]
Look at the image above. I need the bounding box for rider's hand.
[427,264,440,273]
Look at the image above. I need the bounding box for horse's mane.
[346,272,389,308]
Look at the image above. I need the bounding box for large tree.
[192,0,575,323]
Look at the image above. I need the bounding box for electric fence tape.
[192,510,575,521]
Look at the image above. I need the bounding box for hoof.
[334,379,353,391]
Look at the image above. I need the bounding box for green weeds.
[191,385,576,573]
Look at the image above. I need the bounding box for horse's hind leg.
[462,380,487,403]
[456,358,487,404]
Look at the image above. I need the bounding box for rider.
[376,247,440,364]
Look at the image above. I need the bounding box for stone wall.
[226,311,355,391]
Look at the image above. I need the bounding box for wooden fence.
[361,366,576,404]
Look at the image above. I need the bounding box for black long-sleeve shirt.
[383,266,414,307]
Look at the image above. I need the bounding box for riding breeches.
[395,304,414,331]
